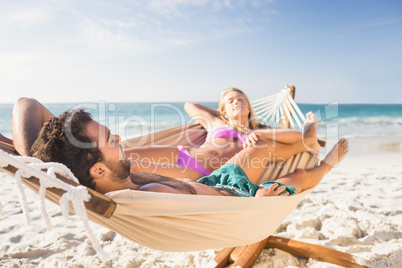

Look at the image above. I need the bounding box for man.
[12,97,348,196]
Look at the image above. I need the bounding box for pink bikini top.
[205,125,250,144]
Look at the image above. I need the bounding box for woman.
[125,88,309,179]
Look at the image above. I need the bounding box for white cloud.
[71,0,276,55]
[0,53,39,66]
[1,0,277,56]
[75,18,190,55]
[122,0,276,25]
[146,0,212,14]
[5,8,54,27]
[0,52,50,86]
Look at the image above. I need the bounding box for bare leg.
[228,113,320,184]
[228,139,308,184]
[12,98,55,156]
[302,112,320,156]
[272,138,349,194]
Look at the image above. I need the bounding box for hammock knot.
[76,185,92,202]
[52,163,80,184]
[55,184,91,219]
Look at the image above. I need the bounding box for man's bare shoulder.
[138,183,180,193]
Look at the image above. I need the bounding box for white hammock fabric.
[0,86,318,257]
[104,188,313,251]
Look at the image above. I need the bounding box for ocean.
[1,102,401,142]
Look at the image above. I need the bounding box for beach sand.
[1,136,401,267]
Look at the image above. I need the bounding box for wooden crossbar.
[265,236,368,268]
[212,236,368,268]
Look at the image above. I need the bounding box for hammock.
[0,86,367,267]
[0,135,316,252]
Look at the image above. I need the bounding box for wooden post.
[280,85,296,129]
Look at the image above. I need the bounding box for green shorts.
[197,163,296,197]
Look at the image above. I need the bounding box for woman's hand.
[255,183,290,197]
[243,132,260,148]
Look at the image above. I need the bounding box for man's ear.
[89,162,110,180]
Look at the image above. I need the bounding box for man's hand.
[255,183,290,197]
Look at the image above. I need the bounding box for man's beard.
[104,158,131,182]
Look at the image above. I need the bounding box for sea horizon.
[1,102,402,142]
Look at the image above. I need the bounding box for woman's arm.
[255,128,303,144]
[244,128,303,148]
[12,97,56,156]
[184,102,222,130]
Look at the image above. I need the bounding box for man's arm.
[131,159,205,180]
[12,97,56,156]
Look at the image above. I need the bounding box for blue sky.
[1,0,401,104]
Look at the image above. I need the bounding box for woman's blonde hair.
[218,88,260,132]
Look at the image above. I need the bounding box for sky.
[0,0,401,104]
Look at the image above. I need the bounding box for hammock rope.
[252,88,306,130]
[15,169,31,225]
[0,149,109,261]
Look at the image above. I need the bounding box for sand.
[1,136,401,268]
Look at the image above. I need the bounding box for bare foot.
[302,112,320,155]
[321,138,349,168]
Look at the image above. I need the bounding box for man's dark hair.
[31,109,102,189]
